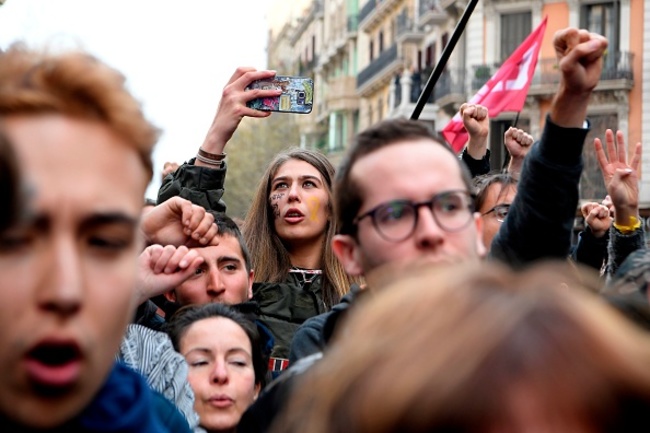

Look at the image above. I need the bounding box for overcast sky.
[0,0,270,199]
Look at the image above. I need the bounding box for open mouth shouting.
[24,340,83,395]
[283,208,305,224]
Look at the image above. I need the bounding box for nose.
[287,182,301,202]
[412,205,444,250]
[206,268,225,299]
[38,234,83,317]
[210,360,229,384]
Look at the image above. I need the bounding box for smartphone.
[246,75,314,114]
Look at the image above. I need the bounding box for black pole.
[411,0,479,120]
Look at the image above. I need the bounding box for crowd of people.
[1,25,650,433]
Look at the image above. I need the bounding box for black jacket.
[288,284,361,364]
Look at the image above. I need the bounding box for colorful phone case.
[246,76,314,114]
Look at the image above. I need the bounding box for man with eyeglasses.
[473,173,518,252]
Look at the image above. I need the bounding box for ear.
[164,290,177,303]
[332,234,364,276]
[473,212,487,258]
[253,382,261,400]
[247,269,255,300]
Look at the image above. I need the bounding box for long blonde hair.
[243,148,356,307]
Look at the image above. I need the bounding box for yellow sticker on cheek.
[307,196,321,222]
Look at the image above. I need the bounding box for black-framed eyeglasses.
[482,204,510,223]
[353,190,476,242]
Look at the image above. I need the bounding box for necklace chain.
[289,267,322,285]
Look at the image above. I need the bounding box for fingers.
[553,27,581,59]
[555,28,607,63]
[151,245,177,273]
[595,129,637,171]
[631,141,642,173]
[602,195,613,208]
[226,66,258,86]
[588,204,610,220]
[580,201,598,218]
[202,222,220,246]
[151,245,203,274]
[505,127,533,147]
[615,130,626,163]
[222,68,279,102]
[193,211,217,245]
[593,137,609,174]
[234,69,277,92]
[603,129,617,164]
[181,203,218,245]
[460,103,488,121]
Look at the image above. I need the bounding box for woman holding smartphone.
[158,67,357,377]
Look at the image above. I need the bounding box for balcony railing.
[471,51,634,92]
[419,0,438,15]
[395,73,430,107]
[470,63,499,91]
[347,14,359,32]
[357,43,398,89]
[358,0,377,25]
[432,68,466,100]
[396,14,421,39]
[418,0,445,26]
[394,69,463,107]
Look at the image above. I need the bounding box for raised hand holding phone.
[246,75,314,114]
[198,67,282,161]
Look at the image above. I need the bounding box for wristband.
[196,154,223,166]
[613,216,642,234]
[198,147,226,162]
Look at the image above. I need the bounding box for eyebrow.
[272,174,322,184]
[183,347,252,357]
[17,211,138,233]
[217,255,244,265]
[183,347,212,357]
[79,212,140,232]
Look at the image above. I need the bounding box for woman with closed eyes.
[168,303,267,433]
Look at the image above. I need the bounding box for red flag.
[442,16,548,153]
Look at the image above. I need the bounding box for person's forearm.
[507,156,525,179]
[550,84,591,128]
[465,135,488,160]
[194,127,227,168]
[614,203,639,226]
[200,122,227,155]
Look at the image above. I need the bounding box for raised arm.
[197,67,280,163]
[134,244,204,306]
[490,27,608,266]
[459,103,491,178]
[594,129,645,276]
[140,196,219,247]
[504,127,533,179]
[157,67,280,210]
[571,200,611,272]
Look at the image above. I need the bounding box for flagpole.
[411,0,479,120]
